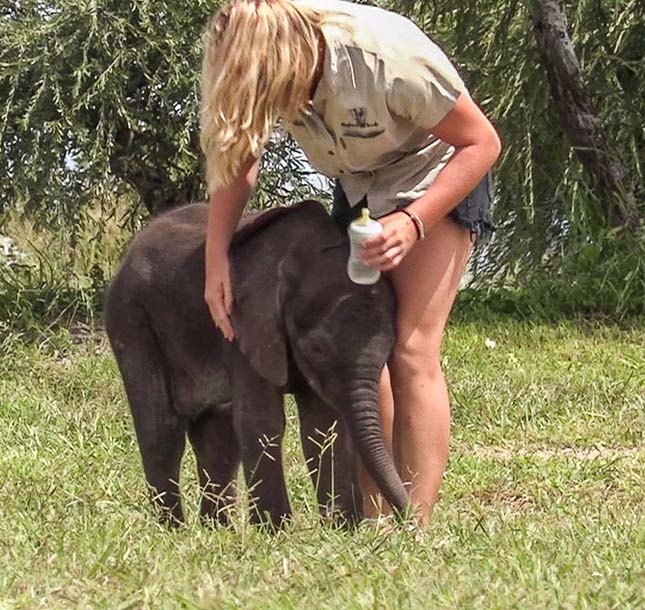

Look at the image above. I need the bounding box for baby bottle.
[347,208,383,285]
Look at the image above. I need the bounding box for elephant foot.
[250,505,292,532]
[151,496,185,528]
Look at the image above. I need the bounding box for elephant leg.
[230,354,291,528]
[110,320,187,526]
[129,406,187,526]
[187,408,240,525]
[294,389,363,525]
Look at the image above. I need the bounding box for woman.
[200,0,501,524]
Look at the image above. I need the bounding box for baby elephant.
[105,200,408,527]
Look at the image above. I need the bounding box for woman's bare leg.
[359,216,472,522]
[388,217,472,523]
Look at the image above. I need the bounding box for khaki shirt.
[287,0,468,218]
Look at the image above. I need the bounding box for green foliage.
[253,130,333,210]
[0,0,330,220]
[0,195,139,333]
[390,0,644,275]
[1,0,643,318]
[457,228,645,320]
[1,0,217,218]
[0,261,98,334]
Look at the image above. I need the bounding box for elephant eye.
[307,336,329,356]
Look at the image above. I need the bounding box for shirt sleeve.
[386,53,466,129]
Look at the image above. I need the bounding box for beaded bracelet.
[398,208,426,241]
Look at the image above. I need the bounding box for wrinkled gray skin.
[105,200,408,528]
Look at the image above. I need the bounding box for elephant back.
[232,200,335,245]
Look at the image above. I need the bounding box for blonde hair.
[200,0,325,191]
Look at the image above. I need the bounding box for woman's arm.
[205,156,260,341]
[408,93,501,229]
[361,94,501,270]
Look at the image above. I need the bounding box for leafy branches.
[390,0,643,274]
[0,0,218,221]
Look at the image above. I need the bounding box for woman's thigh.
[388,217,472,367]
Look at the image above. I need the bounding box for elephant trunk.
[345,383,409,514]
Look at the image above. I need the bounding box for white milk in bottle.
[347,208,383,285]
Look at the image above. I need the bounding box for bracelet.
[398,208,426,241]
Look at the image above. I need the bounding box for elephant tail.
[104,279,184,477]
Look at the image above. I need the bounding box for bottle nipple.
[357,208,371,226]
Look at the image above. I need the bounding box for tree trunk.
[111,127,203,215]
[528,0,640,230]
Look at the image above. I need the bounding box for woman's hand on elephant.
[360,211,418,272]
[205,255,235,341]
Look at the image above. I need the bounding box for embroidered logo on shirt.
[341,107,385,139]
[342,107,379,129]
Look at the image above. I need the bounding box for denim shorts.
[331,172,495,242]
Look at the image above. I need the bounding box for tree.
[0,0,329,222]
[1,0,214,219]
[528,0,640,230]
[392,0,643,283]
[1,0,643,287]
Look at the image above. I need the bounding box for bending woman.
[200,0,501,524]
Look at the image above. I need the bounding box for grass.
[0,318,643,609]
[0,197,141,334]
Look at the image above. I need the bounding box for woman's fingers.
[205,281,236,342]
[205,253,236,341]
[361,231,387,250]
[219,277,235,340]
[362,246,404,271]
[361,234,399,259]
[360,211,419,271]
[223,276,233,316]
[361,229,402,266]
[215,309,235,342]
[379,251,406,271]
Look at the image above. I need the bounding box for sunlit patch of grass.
[445,319,644,448]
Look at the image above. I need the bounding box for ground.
[0,317,643,609]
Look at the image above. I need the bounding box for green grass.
[0,318,643,609]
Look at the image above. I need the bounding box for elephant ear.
[229,209,293,388]
[229,201,330,387]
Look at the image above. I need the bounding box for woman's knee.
[389,336,443,381]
